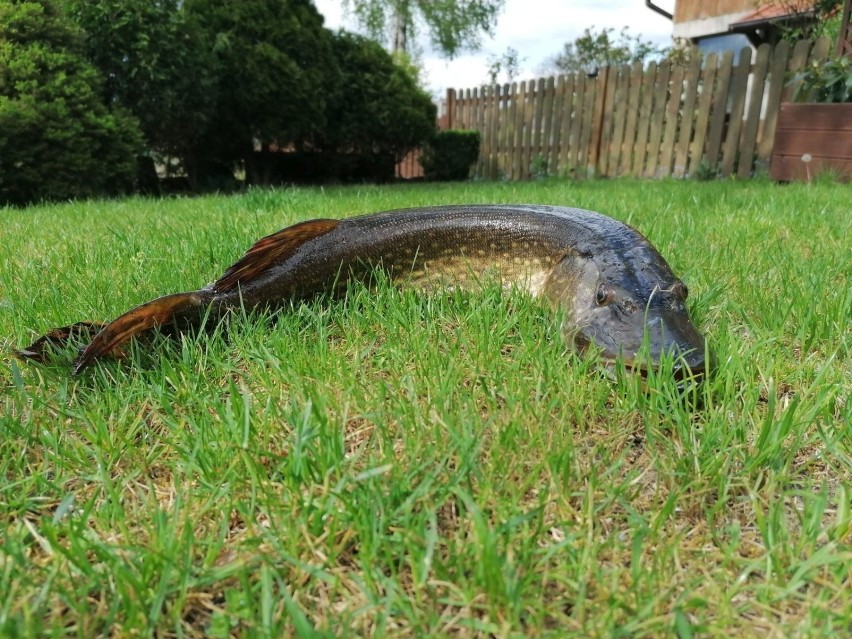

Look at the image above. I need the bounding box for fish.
[17,204,714,378]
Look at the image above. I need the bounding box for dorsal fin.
[213,219,339,293]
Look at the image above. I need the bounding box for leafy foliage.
[420,129,480,180]
[5,0,442,196]
[321,32,435,161]
[184,0,339,185]
[794,54,852,103]
[59,0,217,171]
[60,0,340,187]
[0,0,142,206]
[253,33,436,184]
[486,46,524,84]
[343,0,505,57]
[543,26,666,75]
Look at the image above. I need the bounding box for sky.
[314,0,677,96]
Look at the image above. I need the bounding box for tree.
[542,26,666,76]
[486,46,524,84]
[185,0,339,185]
[0,0,142,206]
[59,0,217,177]
[321,31,435,161]
[342,0,505,57]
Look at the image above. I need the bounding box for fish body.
[20,205,713,377]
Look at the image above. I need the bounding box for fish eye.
[673,281,689,299]
[595,283,613,306]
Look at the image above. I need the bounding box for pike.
[18,205,714,378]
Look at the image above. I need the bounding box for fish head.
[546,246,714,380]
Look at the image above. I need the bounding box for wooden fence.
[431,37,831,181]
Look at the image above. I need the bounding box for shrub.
[793,55,852,103]
[420,130,481,181]
[319,32,436,172]
[0,0,142,206]
[185,0,339,187]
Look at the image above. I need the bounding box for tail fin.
[16,321,106,363]
[72,291,205,375]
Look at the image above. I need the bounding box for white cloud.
[314,0,676,96]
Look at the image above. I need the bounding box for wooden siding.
[673,0,757,23]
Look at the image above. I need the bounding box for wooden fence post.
[757,41,791,167]
[737,43,771,178]
[673,55,701,177]
[445,88,455,130]
[687,53,718,176]
[632,61,657,177]
[720,47,753,177]
[588,66,610,177]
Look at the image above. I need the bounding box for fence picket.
[632,61,657,177]
[688,53,718,176]
[620,61,644,176]
[784,39,814,101]
[531,78,546,173]
[550,75,567,175]
[607,65,630,176]
[491,85,502,179]
[659,63,686,177]
[757,40,790,167]
[540,77,555,175]
[479,86,491,179]
[578,75,597,178]
[565,74,585,177]
[501,85,511,178]
[644,61,671,178]
[519,80,536,180]
[674,56,701,177]
[705,50,734,171]
[595,66,617,175]
[480,87,491,179]
[470,88,480,177]
[720,47,753,177]
[738,43,771,178]
[512,81,526,180]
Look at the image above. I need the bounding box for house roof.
[729,2,817,32]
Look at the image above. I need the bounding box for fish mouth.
[574,329,714,382]
[623,360,710,382]
[597,348,715,384]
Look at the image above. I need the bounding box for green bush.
[185,0,339,187]
[420,130,481,181]
[0,0,142,206]
[62,0,218,179]
[793,55,852,103]
[319,32,436,173]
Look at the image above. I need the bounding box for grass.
[0,178,849,637]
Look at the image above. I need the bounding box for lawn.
[1,178,849,637]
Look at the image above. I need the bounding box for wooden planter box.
[770,103,852,182]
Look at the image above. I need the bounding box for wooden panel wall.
[770,104,852,182]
